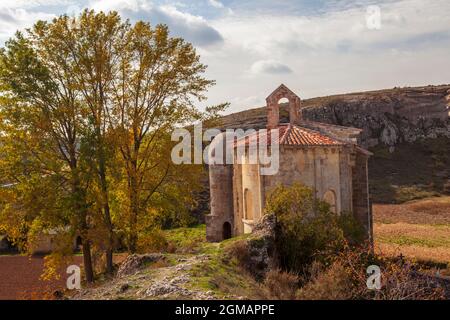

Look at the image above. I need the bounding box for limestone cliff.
[219,85,450,149]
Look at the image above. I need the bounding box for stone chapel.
[206,85,372,242]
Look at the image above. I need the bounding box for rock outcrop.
[233,214,278,280]
[116,253,164,278]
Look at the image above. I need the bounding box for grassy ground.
[373,196,450,274]
[71,195,450,299]
[369,138,450,203]
[71,225,262,300]
[165,225,262,299]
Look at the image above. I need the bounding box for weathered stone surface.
[243,214,278,280]
[145,276,191,297]
[116,253,164,278]
[72,254,219,300]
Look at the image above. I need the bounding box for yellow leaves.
[136,228,168,253]
[40,252,74,281]
[0,9,221,274]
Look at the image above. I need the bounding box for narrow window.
[244,188,254,220]
[323,190,337,213]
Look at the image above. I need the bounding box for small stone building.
[206,85,372,242]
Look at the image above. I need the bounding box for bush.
[265,183,349,272]
[337,212,366,245]
[224,240,251,267]
[262,269,298,300]
[296,245,446,300]
[136,228,168,253]
[261,183,445,300]
[296,261,353,300]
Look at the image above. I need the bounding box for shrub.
[297,245,446,300]
[265,183,347,273]
[262,269,298,300]
[296,261,353,300]
[136,228,168,253]
[337,212,366,245]
[224,240,251,267]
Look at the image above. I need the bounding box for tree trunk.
[81,239,94,283]
[128,161,139,253]
[95,120,115,275]
[99,158,114,274]
[70,170,95,283]
[104,202,114,274]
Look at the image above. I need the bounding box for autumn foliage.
[0,10,225,282]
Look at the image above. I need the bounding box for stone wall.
[338,146,354,213]
[206,164,234,242]
[351,152,372,240]
[231,145,347,237]
[263,146,343,208]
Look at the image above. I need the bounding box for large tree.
[0,32,95,282]
[0,9,226,279]
[109,21,218,252]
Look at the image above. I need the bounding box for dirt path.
[0,255,82,300]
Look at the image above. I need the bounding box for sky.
[0,0,449,113]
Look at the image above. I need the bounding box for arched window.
[323,190,337,213]
[266,84,302,129]
[244,188,254,220]
[222,222,232,240]
[278,97,290,123]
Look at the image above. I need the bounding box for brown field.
[373,197,450,225]
[0,254,129,300]
[0,255,83,300]
[373,196,450,270]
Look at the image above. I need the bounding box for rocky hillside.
[70,225,265,300]
[219,85,450,149]
[69,216,450,300]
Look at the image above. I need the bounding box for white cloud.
[88,0,224,47]
[207,0,233,15]
[0,0,71,9]
[89,0,147,13]
[201,0,450,112]
[208,0,224,9]
[250,60,293,75]
[0,7,55,43]
[0,0,449,114]
[154,5,223,46]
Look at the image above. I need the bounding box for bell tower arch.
[266,84,302,129]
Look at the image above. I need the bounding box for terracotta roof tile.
[235,124,344,147]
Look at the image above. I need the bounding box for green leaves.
[265,183,362,273]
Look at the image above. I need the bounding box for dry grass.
[376,243,450,266]
[373,197,450,268]
[296,261,353,300]
[261,269,298,300]
[375,223,450,248]
[373,197,450,225]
